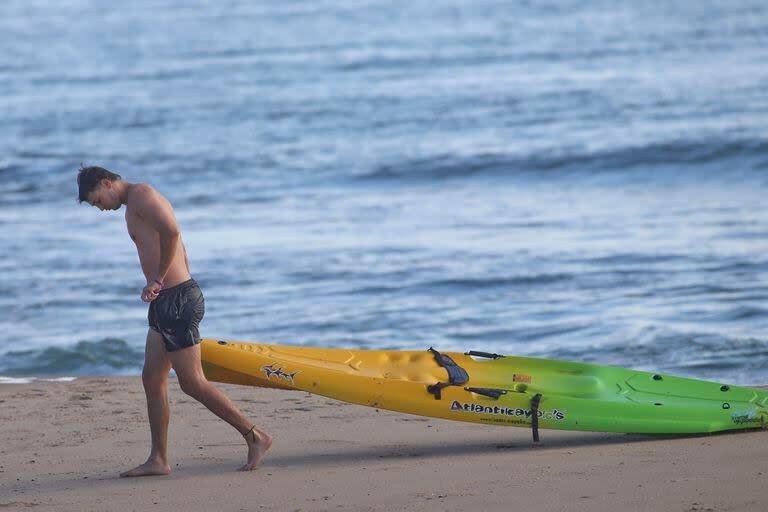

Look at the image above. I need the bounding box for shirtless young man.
[77,165,272,476]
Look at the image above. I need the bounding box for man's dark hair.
[77,165,122,203]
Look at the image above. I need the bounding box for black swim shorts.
[148,279,205,352]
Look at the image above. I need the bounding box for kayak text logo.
[260,363,300,384]
[731,411,763,425]
[450,400,565,421]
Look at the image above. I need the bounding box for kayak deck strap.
[426,347,469,400]
[531,393,542,443]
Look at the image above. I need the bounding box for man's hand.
[141,281,162,302]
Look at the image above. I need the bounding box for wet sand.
[1,377,767,511]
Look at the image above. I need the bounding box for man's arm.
[133,185,181,287]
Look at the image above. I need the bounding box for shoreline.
[1,377,767,511]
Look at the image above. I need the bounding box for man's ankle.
[148,453,168,464]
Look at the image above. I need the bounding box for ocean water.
[1,0,767,384]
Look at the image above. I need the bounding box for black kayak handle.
[465,350,505,359]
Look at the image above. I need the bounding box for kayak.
[200,338,768,437]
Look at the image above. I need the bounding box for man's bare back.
[78,166,272,476]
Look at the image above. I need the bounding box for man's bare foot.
[239,427,272,471]
[120,458,171,478]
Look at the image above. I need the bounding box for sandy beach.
[1,377,767,512]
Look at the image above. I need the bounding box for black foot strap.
[426,347,469,400]
[530,393,542,442]
[464,387,508,400]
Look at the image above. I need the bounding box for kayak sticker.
[260,363,300,384]
[450,400,565,421]
[731,411,763,425]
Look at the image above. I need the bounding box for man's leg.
[168,344,272,471]
[121,330,172,477]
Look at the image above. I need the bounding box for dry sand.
[1,377,767,511]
